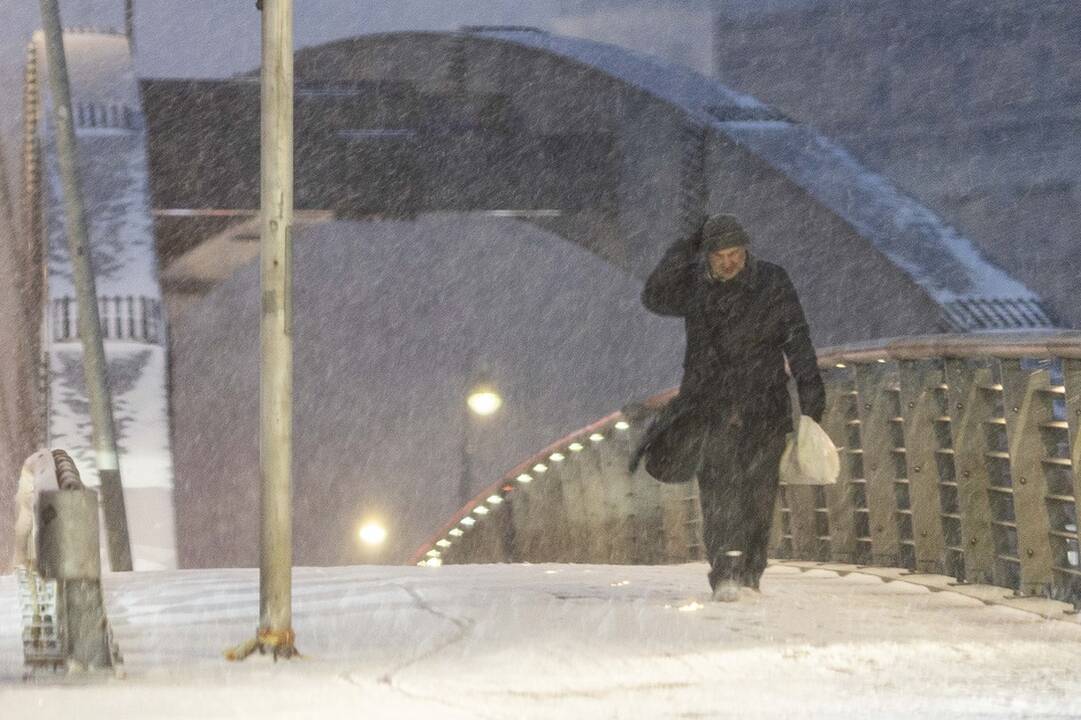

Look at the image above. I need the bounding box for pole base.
[225,628,299,662]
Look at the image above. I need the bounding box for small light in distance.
[835,363,847,369]
[614,421,630,431]
[589,433,604,442]
[487,494,503,504]
[473,505,490,515]
[568,442,584,452]
[876,358,887,363]
[460,516,476,526]
[357,520,388,547]
[467,389,503,416]
[449,528,464,537]
[516,473,533,483]
[533,463,548,473]
[549,452,565,462]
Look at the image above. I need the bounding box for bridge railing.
[413,331,1081,607]
[789,331,1081,605]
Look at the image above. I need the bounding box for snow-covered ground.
[2,562,1081,719]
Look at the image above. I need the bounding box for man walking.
[638,214,824,602]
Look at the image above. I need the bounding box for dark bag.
[630,402,706,484]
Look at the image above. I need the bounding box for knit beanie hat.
[701,214,750,252]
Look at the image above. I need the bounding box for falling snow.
[1,2,1080,716]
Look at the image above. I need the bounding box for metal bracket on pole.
[19,449,122,676]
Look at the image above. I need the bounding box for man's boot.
[711,550,744,602]
[711,579,740,602]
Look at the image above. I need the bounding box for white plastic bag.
[779,415,840,485]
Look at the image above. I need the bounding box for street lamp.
[357,520,388,548]
[460,366,502,507]
[467,385,503,416]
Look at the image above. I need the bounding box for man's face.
[708,246,747,281]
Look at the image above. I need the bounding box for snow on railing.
[50,295,163,344]
[73,102,136,131]
[415,331,1081,610]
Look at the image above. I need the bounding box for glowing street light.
[357,520,388,547]
[467,387,503,416]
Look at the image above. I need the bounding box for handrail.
[817,330,1081,365]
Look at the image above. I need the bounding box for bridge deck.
[2,563,1080,718]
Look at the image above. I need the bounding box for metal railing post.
[854,362,902,567]
[1063,359,1081,569]
[456,502,504,563]
[822,371,859,564]
[783,371,823,561]
[614,424,657,565]
[659,475,698,562]
[547,463,575,563]
[508,473,538,561]
[898,359,947,574]
[998,359,1055,596]
[596,433,631,563]
[943,359,997,584]
[684,480,705,562]
[784,484,819,561]
[558,447,591,563]
[767,490,785,558]
[579,445,614,562]
[518,465,562,561]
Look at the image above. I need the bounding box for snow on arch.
[465,28,1055,331]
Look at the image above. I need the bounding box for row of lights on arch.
[419,417,633,567]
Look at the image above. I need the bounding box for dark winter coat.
[631,230,825,483]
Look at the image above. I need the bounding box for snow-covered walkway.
[3,562,1081,719]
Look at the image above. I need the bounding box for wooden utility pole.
[259,0,296,658]
[38,0,133,572]
[228,0,297,660]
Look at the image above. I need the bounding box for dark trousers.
[698,416,787,590]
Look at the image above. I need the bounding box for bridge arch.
[148,28,1054,340]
